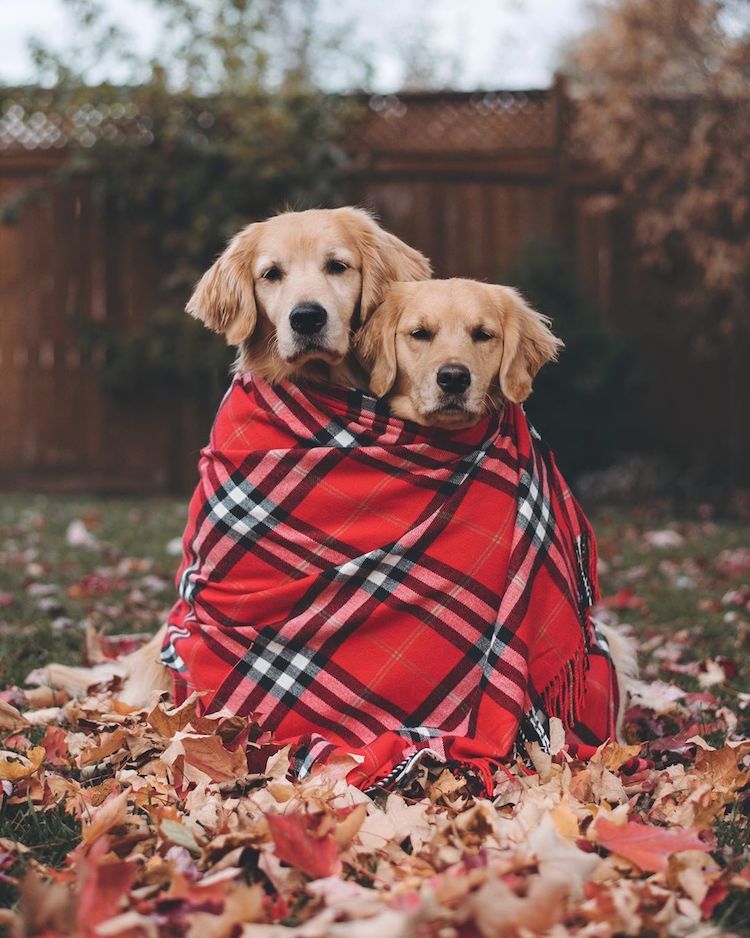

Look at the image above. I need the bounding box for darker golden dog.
[189,207,431,387]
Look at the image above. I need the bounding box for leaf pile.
[1,501,749,935]
[0,675,748,937]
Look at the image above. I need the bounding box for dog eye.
[410,328,433,341]
[325,259,348,275]
[473,328,494,343]
[262,265,283,282]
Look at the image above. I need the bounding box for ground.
[0,493,749,936]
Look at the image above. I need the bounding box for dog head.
[356,278,562,428]
[186,207,431,383]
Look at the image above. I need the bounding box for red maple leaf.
[76,837,137,937]
[600,587,648,611]
[701,879,729,918]
[595,817,711,872]
[42,725,70,767]
[267,812,341,880]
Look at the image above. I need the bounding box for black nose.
[436,363,471,393]
[289,302,327,335]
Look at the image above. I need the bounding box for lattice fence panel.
[0,90,557,154]
[350,91,557,154]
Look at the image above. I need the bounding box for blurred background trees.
[568,0,749,488]
[570,0,749,340]
[15,0,368,398]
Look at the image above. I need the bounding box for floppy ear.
[496,287,563,403]
[341,208,431,322]
[186,225,259,346]
[354,289,402,397]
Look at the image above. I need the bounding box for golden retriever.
[189,206,431,387]
[28,207,431,707]
[356,277,562,425]
[356,277,637,737]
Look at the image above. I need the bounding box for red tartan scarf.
[163,374,618,793]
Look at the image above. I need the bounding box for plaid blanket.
[163,375,618,793]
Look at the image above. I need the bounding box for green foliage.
[505,239,634,478]
[5,0,367,398]
[58,82,354,288]
[29,0,371,94]
[78,312,233,401]
[73,82,353,396]
[0,801,80,869]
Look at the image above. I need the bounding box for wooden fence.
[0,84,746,491]
[344,84,626,318]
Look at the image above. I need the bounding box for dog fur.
[356,278,562,428]
[189,207,431,388]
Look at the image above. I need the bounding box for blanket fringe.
[540,644,589,729]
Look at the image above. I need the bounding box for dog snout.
[436,363,471,393]
[289,302,328,336]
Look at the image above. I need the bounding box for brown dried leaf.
[471,874,569,937]
[0,746,45,781]
[0,698,28,731]
[593,741,642,772]
[81,790,130,847]
[163,732,248,785]
[80,729,127,766]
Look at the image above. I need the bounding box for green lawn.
[594,506,750,703]
[0,494,186,688]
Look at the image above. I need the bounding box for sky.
[0,0,594,90]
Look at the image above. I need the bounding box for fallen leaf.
[65,519,101,550]
[41,726,70,767]
[267,811,341,879]
[185,884,263,938]
[76,837,137,936]
[147,694,201,739]
[551,797,580,839]
[16,867,74,936]
[163,732,247,785]
[334,803,367,849]
[471,874,569,937]
[528,813,601,896]
[595,817,711,872]
[81,790,130,847]
[593,741,642,772]
[160,818,202,856]
[0,699,28,731]
[0,746,45,782]
[80,729,127,767]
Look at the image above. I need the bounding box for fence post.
[552,74,574,255]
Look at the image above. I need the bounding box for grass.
[0,493,748,929]
[593,504,750,697]
[0,802,80,910]
[0,494,186,687]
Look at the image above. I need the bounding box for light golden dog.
[357,277,637,735]
[189,206,431,387]
[356,278,562,426]
[29,208,431,707]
